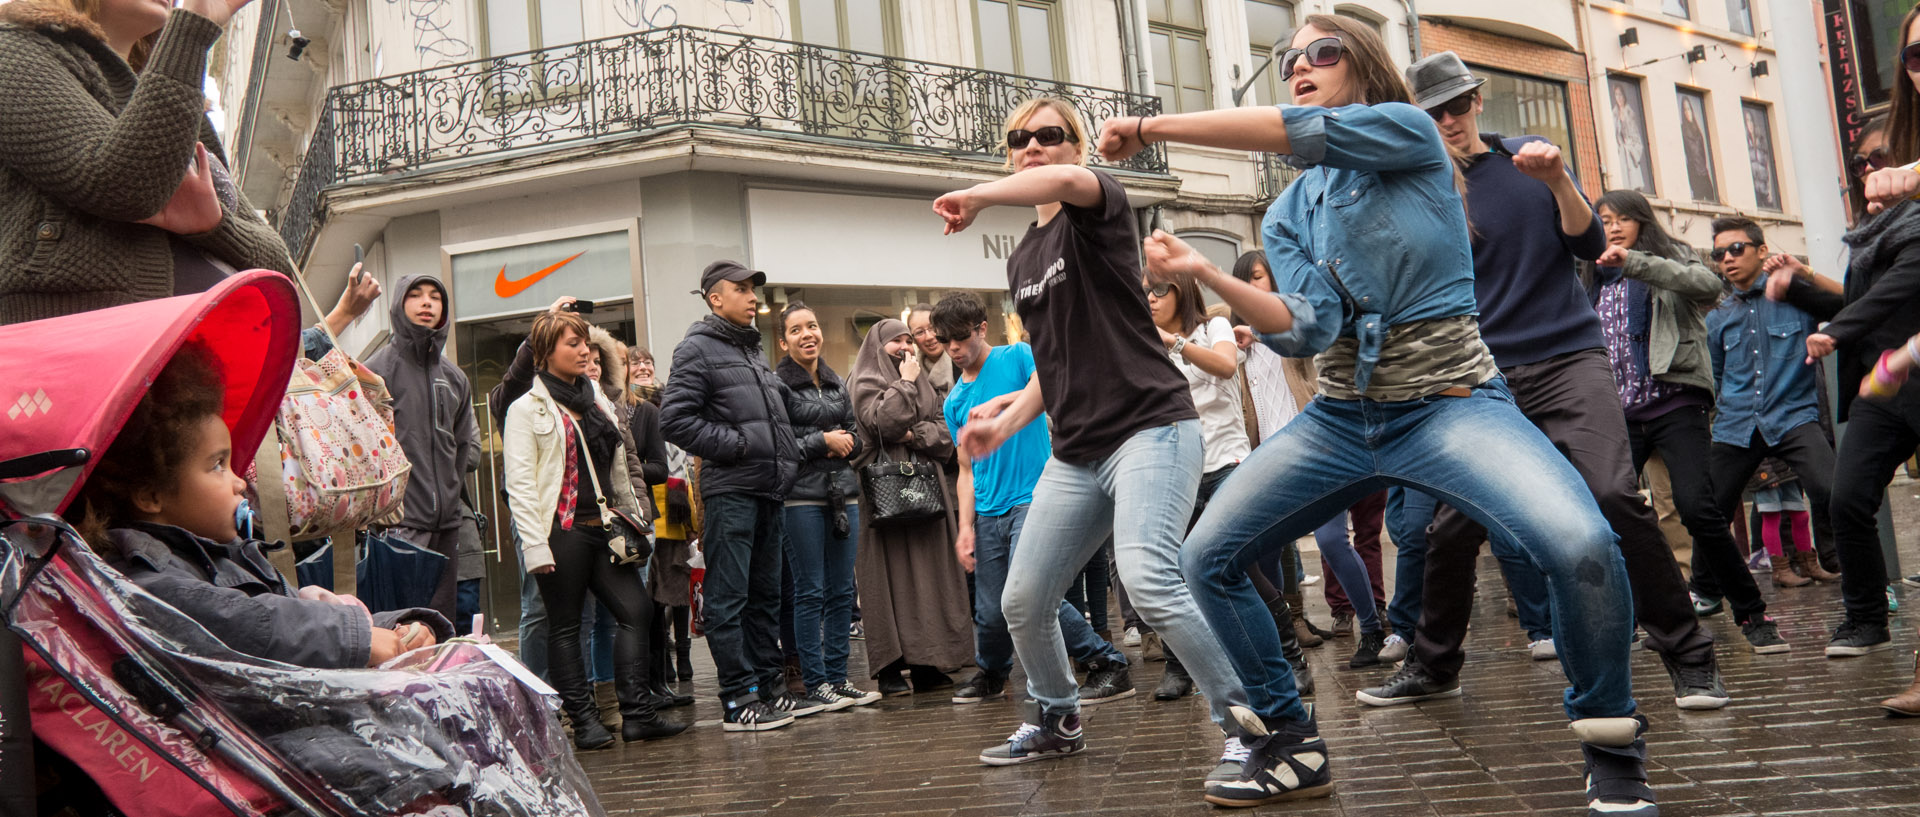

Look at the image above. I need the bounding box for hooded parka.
[363,274,479,531]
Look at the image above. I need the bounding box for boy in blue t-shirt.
[931,293,1131,705]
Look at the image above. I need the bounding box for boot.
[551,658,614,750]
[1154,654,1194,700]
[673,606,695,681]
[1273,594,1321,650]
[1274,597,1315,696]
[1881,650,1920,716]
[783,656,807,695]
[1285,592,1330,646]
[1771,556,1812,587]
[649,644,693,708]
[594,680,622,729]
[1795,549,1840,583]
[618,660,687,742]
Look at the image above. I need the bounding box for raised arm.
[1102,103,1445,173]
[932,165,1103,234]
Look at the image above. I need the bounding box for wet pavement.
[574,480,1920,816]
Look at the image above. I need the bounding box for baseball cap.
[697,260,767,295]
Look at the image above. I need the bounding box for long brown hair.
[1888,4,1920,166]
[1145,274,1208,336]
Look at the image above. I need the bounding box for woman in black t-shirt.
[932,97,1249,780]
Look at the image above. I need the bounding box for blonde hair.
[1001,97,1091,170]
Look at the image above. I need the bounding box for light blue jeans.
[1183,381,1634,725]
[1003,420,1246,728]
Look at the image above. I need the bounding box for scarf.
[540,370,620,480]
[848,318,931,468]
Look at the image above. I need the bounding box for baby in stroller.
[70,340,452,666]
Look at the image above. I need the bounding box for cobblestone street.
[576,482,1920,816]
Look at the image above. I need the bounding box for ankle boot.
[1771,556,1812,587]
[551,660,614,750]
[1283,592,1324,648]
[619,665,687,741]
[649,645,693,707]
[673,606,695,681]
[1795,549,1840,582]
[1881,650,1920,716]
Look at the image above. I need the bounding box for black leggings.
[535,523,653,705]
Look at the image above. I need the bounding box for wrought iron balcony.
[274,25,1166,259]
[1256,151,1298,203]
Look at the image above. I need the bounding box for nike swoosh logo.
[494,251,585,298]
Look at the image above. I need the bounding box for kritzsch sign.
[746,188,1046,290]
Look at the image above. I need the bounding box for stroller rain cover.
[0,272,605,817]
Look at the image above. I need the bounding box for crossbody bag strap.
[251,433,298,583]
[563,411,616,518]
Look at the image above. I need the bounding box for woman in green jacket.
[0,0,293,325]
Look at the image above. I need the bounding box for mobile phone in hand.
[569,299,596,314]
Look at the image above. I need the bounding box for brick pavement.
[576,484,1920,816]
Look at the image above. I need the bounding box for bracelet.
[1169,336,1187,356]
[1137,116,1151,146]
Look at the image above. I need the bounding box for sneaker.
[849,621,865,640]
[1825,619,1893,658]
[1891,587,1902,613]
[1691,592,1724,617]
[803,682,856,713]
[1329,612,1354,639]
[721,699,794,732]
[1203,706,1334,807]
[1206,735,1251,787]
[1141,631,1165,661]
[1528,638,1558,661]
[1376,633,1409,664]
[1349,629,1386,668]
[1574,715,1657,817]
[952,672,1007,705]
[1078,657,1137,704]
[829,679,882,706]
[1740,617,1791,654]
[978,703,1084,766]
[1356,660,1460,707]
[1659,653,1730,710]
[1903,574,1920,589]
[768,689,828,718]
[1122,626,1142,647]
[1300,574,1321,586]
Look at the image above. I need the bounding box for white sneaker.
[1528,638,1557,661]
[1376,633,1409,663]
[1300,574,1322,586]
[1122,626,1141,647]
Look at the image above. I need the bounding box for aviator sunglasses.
[1709,241,1754,262]
[1850,147,1890,180]
[1280,37,1346,82]
[1427,92,1477,121]
[1007,126,1077,150]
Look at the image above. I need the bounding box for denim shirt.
[1707,284,1822,446]
[1254,102,1484,394]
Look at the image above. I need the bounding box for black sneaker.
[829,679,882,706]
[721,699,794,732]
[952,672,1007,704]
[1574,715,1657,817]
[1355,660,1460,707]
[978,702,1085,766]
[1826,618,1893,658]
[1203,706,1334,807]
[803,683,856,713]
[1740,617,1791,655]
[1658,652,1730,710]
[1349,629,1386,668]
[768,689,827,718]
[1077,657,1137,704]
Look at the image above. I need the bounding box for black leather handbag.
[858,448,946,526]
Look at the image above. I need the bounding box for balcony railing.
[275,25,1166,259]
[1256,152,1298,203]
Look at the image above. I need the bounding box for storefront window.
[1472,65,1579,184]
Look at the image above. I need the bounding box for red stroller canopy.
[0,271,300,517]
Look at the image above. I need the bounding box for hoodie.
[363,274,479,531]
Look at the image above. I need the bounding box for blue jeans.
[515,523,549,681]
[1004,420,1245,727]
[974,504,1126,678]
[702,492,787,704]
[1310,512,1382,634]
[785,503,860,688]
[1386,488,1554,642]
[1183,382,1634,724]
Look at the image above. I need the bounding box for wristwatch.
[1169,336,1188,357]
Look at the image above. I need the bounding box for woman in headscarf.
[847,318,974,695]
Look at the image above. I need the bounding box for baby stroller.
[0,272,605,816]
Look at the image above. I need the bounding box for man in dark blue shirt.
[1363,52,1733,714]
[1704,216,1838,586]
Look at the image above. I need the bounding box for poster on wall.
[1607,76,1656,195]
[1676,88,1719,203]
[1742,103,1781,211]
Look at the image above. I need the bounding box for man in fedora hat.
[1363,51,1734,718]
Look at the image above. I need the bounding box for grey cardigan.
[0,3,294,325]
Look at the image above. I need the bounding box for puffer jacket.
[502,375,645,573]
[660,314,799,500]
[106,523,450,669]
[777,356,862,503]
[1588,249,1721,395]
[364,274,479,531]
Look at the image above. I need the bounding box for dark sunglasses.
[932,325,979,345]
[1903,40,1920,73]
[1280,37,1346,82]
[1709,241,1755,262]
[1143,282,1174,298]
[1427,92,1476,121]
[1007,126,1076,150]
[1850,147,1890,180]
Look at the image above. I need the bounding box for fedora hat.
[1405,51,1485,111]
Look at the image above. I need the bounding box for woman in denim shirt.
[1100,16,1652,816]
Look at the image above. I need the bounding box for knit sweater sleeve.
[180,158,297,273]
[0,9,222,222]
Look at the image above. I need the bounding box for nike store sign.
[450,229,634,320]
